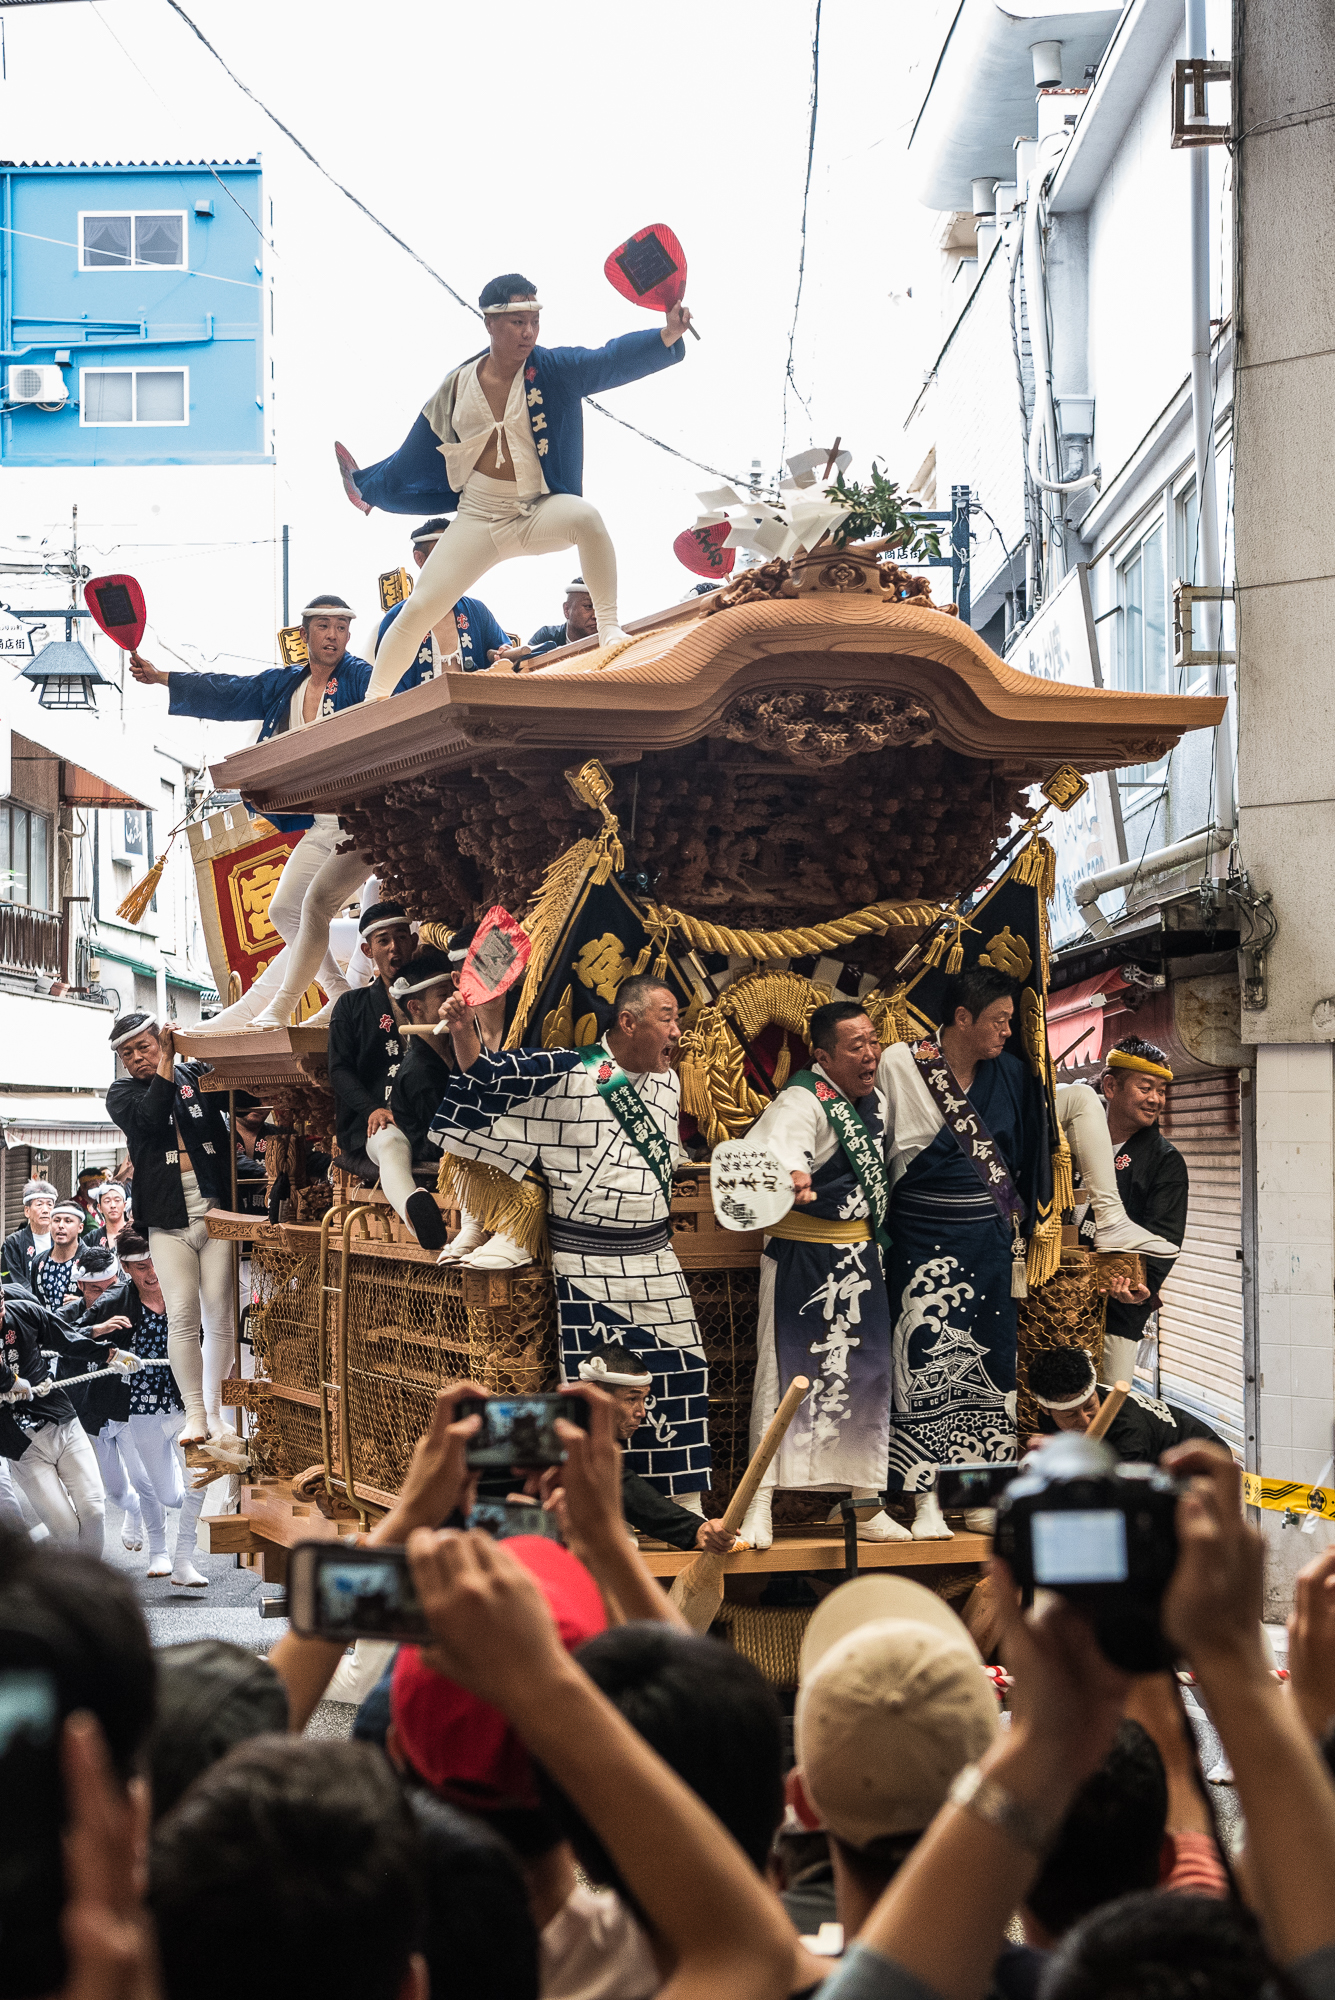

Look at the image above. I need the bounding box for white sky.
[0,0,953,769]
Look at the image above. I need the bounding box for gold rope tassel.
[436,1156,549,1263]
[1011,835,1057,903]
[1051,1130,1074,1216]
[921,930,946,969]
[115,853,167,926]
[1025,1209,1064,1291]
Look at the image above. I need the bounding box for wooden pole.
[668,1375,810,1633]
[1086,1380,1130,1441]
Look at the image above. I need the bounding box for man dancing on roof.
[432,975,711,1505]
[338,271,692,701]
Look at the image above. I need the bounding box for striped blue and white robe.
[429,1046,709,1497]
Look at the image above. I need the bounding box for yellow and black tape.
[1242,1472,1335,1519]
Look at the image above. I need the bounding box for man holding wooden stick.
[577,1340,733,1553]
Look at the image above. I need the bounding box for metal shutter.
[1157,1072,1244,1447]
[2,1146,32,1234]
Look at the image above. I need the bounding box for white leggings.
[204,822,367,1030]
[366,481,620,701]
[148,1217,234,1432]
[92,1423,168,1540]
[12,1419,105,1553]
[366,1122,418,1221]
[129,1410,205,1560]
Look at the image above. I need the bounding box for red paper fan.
[673,522,735,579]
[604,224,687,315]
[84,573,147,652]
[456,905,532,1008]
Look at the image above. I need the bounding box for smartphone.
[457,1391,591,1470]
[936,1464,1020,1511]
[468,1498,564,1544]
[286,1542,430,1644]
[0,1664,64,1999]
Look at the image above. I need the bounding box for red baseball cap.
[390,1536,606,1810]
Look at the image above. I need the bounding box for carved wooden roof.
[208,595,1226,818]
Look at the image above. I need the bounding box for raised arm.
[406,1529,793,2000]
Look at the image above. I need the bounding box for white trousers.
[92,1423,167,1540]
[12,1419,105,1553]
[344,874,381,990]
[366,1122,418,1221]
[0,1456,38,1536]
[147,1217,234,1431]
[1054,1083,1121,1200]
[204,822,366,1029]
[129,1410,205,1559]
[255,835,371,1028]
[366,484,620,700]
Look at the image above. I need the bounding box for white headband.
[482,298,542,316]
[361,915,412,941]
[578,1353,652,1390]
[119,1251,152,1265]
[301,603,354,621]
[70,1257,121,1286]
[389,966,455,999]
[411,527,447,546]
[51,1203,84,1221]
[109,1015,160,1051]
[1032,1352,1099,1411]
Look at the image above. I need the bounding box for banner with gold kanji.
[187,809,324,1018]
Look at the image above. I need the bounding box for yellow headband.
[1107,1049,1174,1082]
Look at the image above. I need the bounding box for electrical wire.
[161,0,763,491]
[781,0,822,461]
[88,1,268,245]
[0,220,260,290]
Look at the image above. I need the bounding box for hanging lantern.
[20,637,114,712]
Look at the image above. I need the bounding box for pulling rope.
[3,1357,170,1405]
[640,896,943,963]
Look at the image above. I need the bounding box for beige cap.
[794,1574,999,1848]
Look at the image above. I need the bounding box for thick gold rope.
[641,896,942,963]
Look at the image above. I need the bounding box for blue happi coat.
[373,593,510,678]
[167,657,371,832]
[353,329,685,516]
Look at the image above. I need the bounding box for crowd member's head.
[565,1624,785,1888]
[480,272,540,371]
[76,1166,101,1206]
[148,1639,289,1823]
[361,902,416,987]
[109,1010,162,1081]
[117,1231,163,1304]
[232,1091,272,1137]
[608,976,680,1073]
[409,518,450,572]
[409,1791,539,2000]
[938,965,1017,1062]
[808,1002,880,1100]
[95,1180,129,1230]
[561,577,597,642]
[389,1535,605,1874]
[1022,1720,1169,1945]
[299,593,355,673]
[0,1531,155,1784]
[22,1177,58,1233]
[578,1339,653,1442]
[49,1200,86,1253]
[791,1575,999,1930]
[1028,1345,1105,1434]
[390,948,457,1027]
[1101,1034,1173,1129]
[70,1244,121,1313]
[1041,1890,1275,2000]
[150,1738,426,2000]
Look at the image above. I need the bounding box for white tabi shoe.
[171,1559,208,1590]
[596,626,631,649]
[1090,1213,1181,1259]
[461,1231,529,1271]
[912,1492,954,1540]
[738,1488,774,1552]
[826,1502,912,1544]
[963,1507,997,1535]
[146,1550,172,1579]
[121,1512,144,1553]
[437,1216,487,1265]
[247,1003,295,1032]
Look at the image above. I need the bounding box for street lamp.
[20,636,113,712]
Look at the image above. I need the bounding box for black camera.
[993,1433,1181,1672]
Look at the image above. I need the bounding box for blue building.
[0,158,269,465]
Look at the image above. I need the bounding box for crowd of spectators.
[5,1378,1335,2000]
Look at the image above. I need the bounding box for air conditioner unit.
[7,364,66,408]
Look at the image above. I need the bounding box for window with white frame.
[79,211,186,271]
[80,367,187,426]
[0,803,51,910]
[1117,520,1168,695]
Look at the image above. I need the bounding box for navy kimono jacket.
[166,656,371,831]
[353,328,685,516]
[372,594,509,678]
